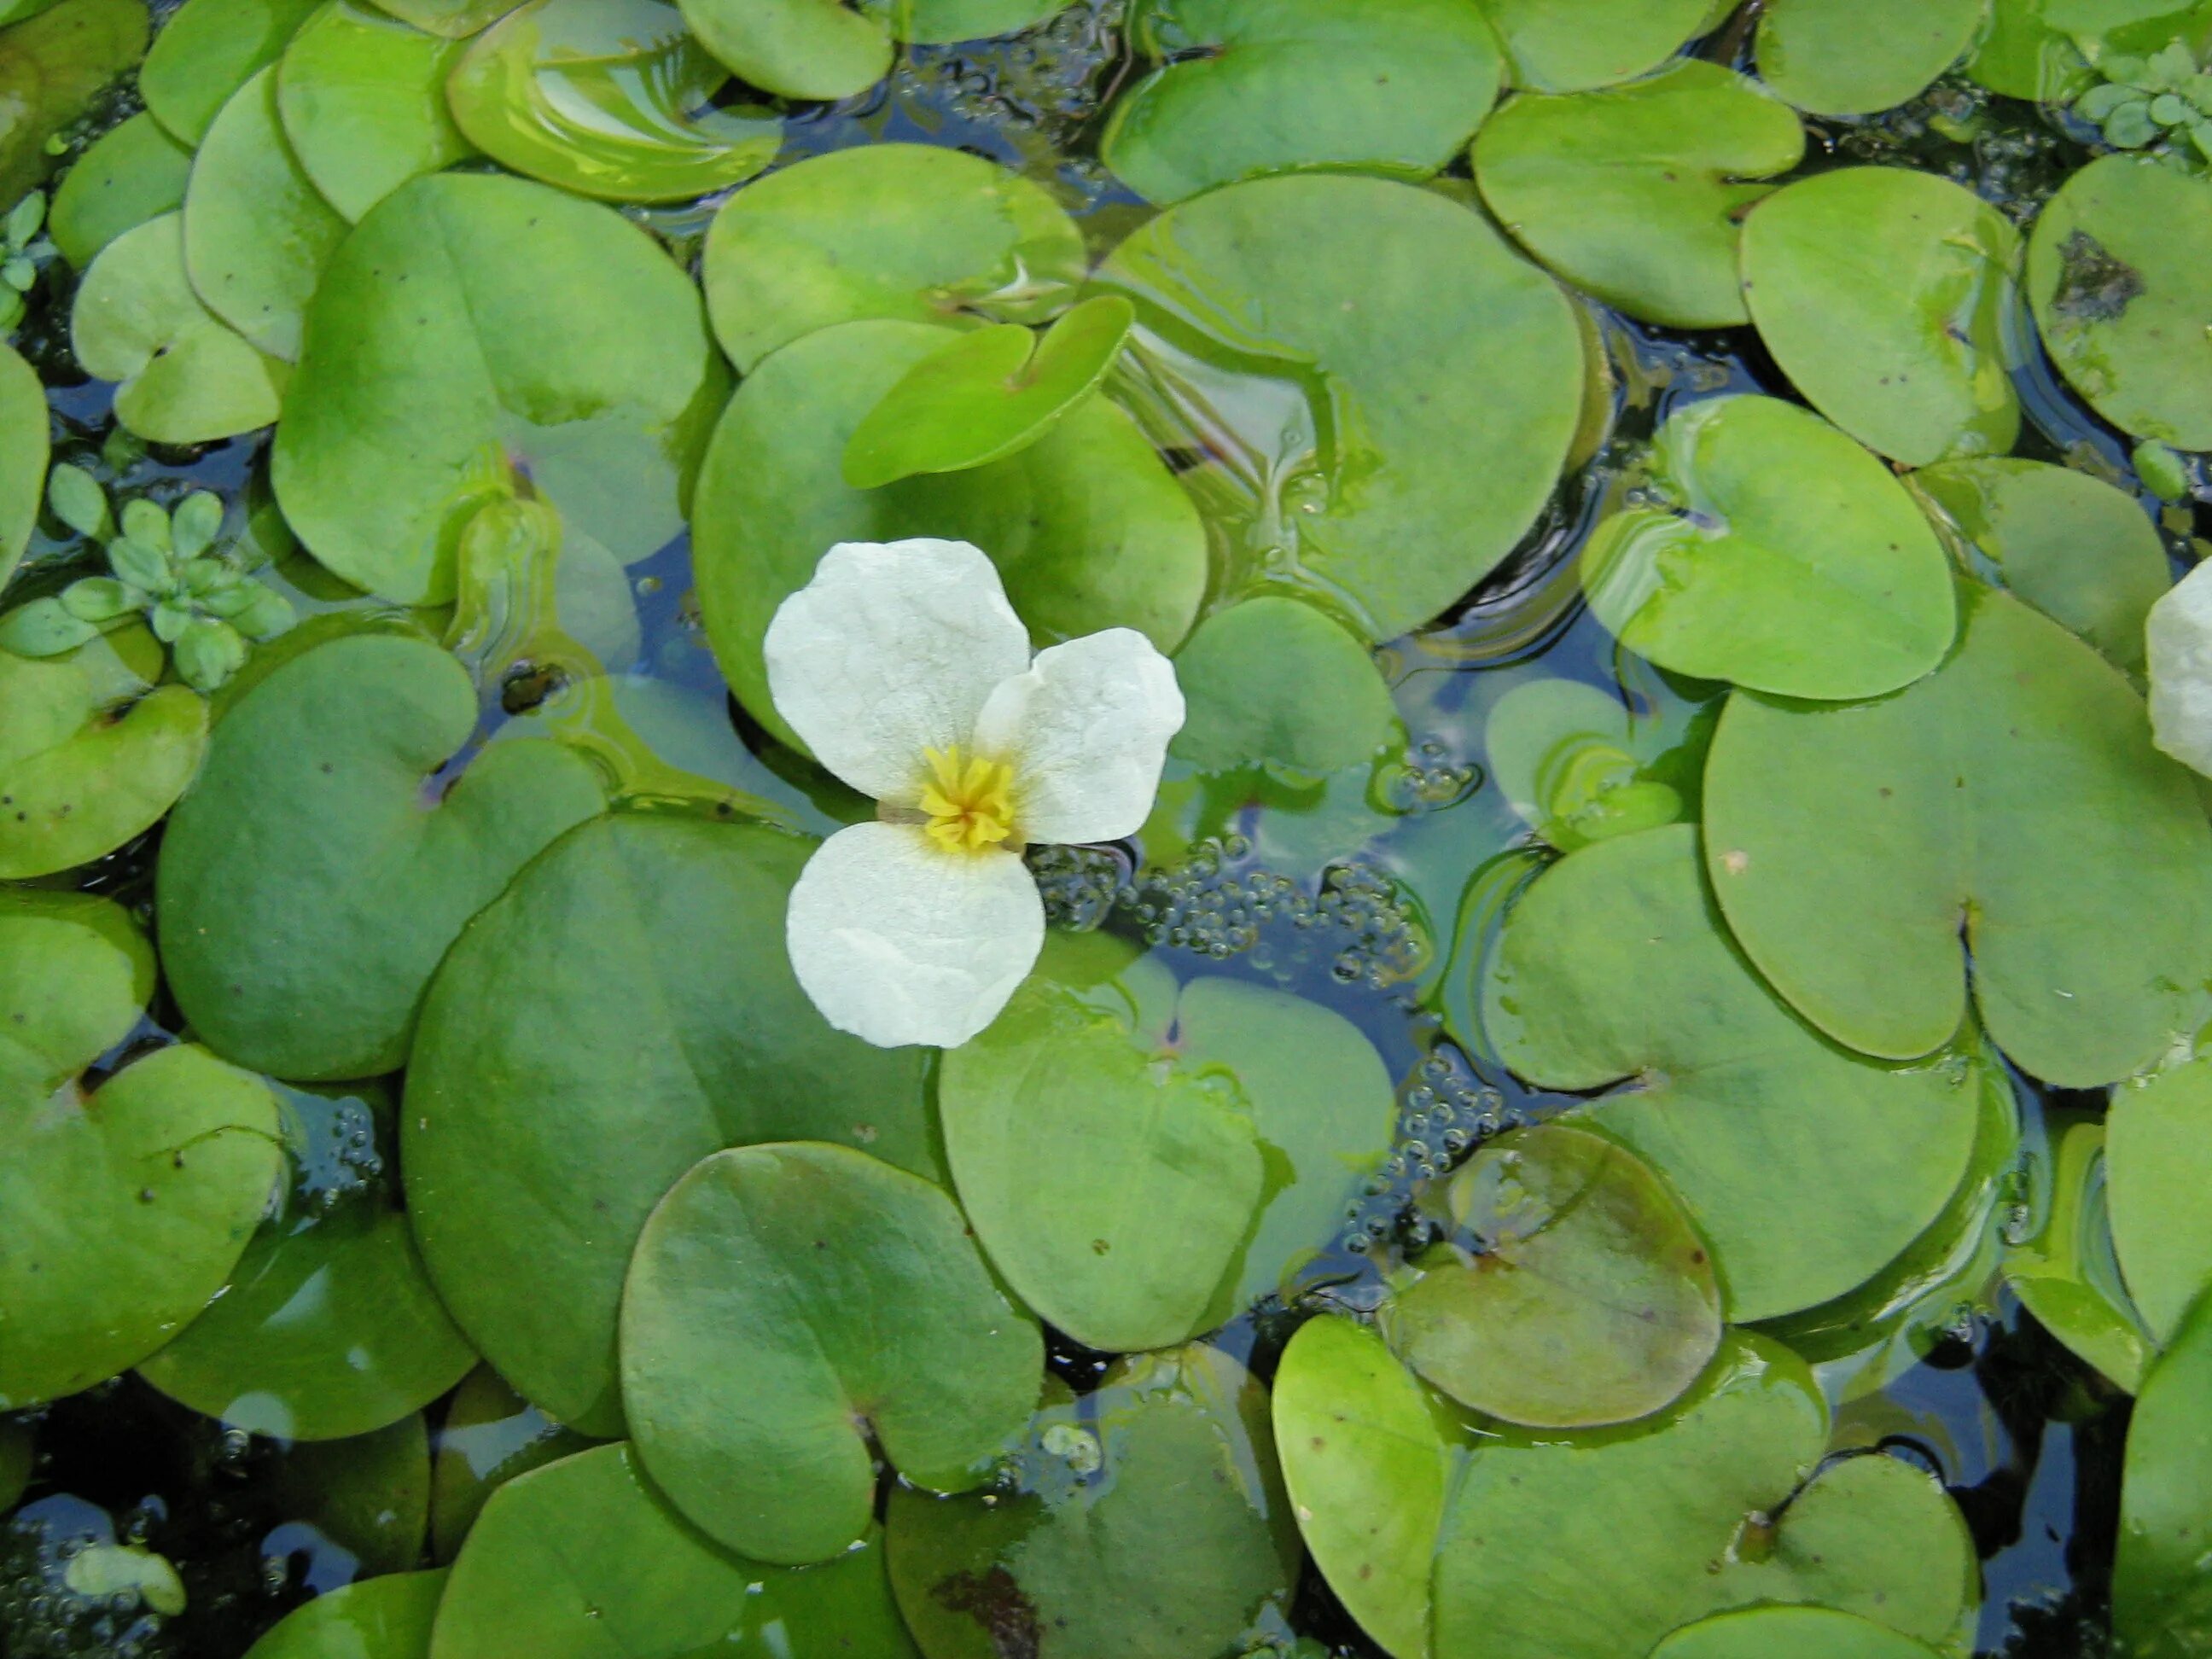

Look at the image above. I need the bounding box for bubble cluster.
[1833,78,2072,221]
[0,1499,174,1659]
[1341,1048,1507,1259]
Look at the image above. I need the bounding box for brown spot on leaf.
[932,1568,1040,1659]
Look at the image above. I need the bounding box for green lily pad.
[2006,1111,2151,1393]
[1473,61,1803,329]
[1470,0,1708,90]
[0,0,148,207]
[364,0,510,36]
[693,318,1205,752]
[157,632,604,1081]
[404,811,935,1435]
[71,212,288,445]
[887,1345,1300,1659]
[276,1,474,222]
[429,1369,597,1562]
[1653,1606,1947,1659]
[273,171,727,605]
[622,1142,1042,1565]
[183,66,347,360]
[701,143,1086,375]
[1382,1123,1723,1428]
[2116,1287,2212,1657]
[48,110,193,267]
[0,641,208,880]
[141,0,320,145]
[1273,1316,1453,1659]
[1170,596,1397,776]
[1703,584,2212,1088]
[1581,395,1956,700]
[2109,1057,2212,1346]
[1909,459,2170,676]
[1741,166,2023,466]
[270,1412,434,1574]
[2026,154,2212,451]
[1098,0,1503,206]
[1430,1335,1977,1659]
[678,0,1063,101]
[0,344,42,591]
[1483,678,1687,853]
[430,1443,920,1659]
[1095,173,1583,643]
[242,1569,447,1659]
[448,0,779,205]
[1486,825,1987,1320]
[1755,0,1985,115]
[137,1081,477,1441]
[842,294,1133,488]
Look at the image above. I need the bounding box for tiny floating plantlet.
[0,189,50,337]
[2074,38,2212,166]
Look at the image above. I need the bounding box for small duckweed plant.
[3,1,2212,1656]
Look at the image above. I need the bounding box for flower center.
[918,745,1017,854]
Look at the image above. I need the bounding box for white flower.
[766,538,1185,1048]
[2150,558,2212,777]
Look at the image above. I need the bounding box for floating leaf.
[1170,596,1397,775]
[273,171,727,604]
[1382,1123,1723,1428]
[1473,61,1802,329]
[271,1413,434,1574]
[141,0,320,144]
[448,0,779,205]
[1910,458,2170,675]
[157,632,604,1081]
[276,0,474,222]
[2109,1057,2212,1346]
[1703,585,2212,1088]
[2115,1289,2212,1659]
[0,343,42,591]
[678,0,1063,101]
[693,318,1205,750]
[428,1369,597,1563]
[701,143,1086,375]
[1099,0,1504,205]
[887,1345,1299,1659]
[1430,1335,1977,1659]
[47,110,192,267]
[430,1444,919,1659]
[843,294,1133,488]
[1470,0,1710,91]
[1652,1606,1947,1659]
[1581,396,1955,699]
[1742,166,2023,465]
[1485,826,1987,1320]
[404,812,935,1435]
[364,0,510,36]
[1755,0,1985,115]
[71,212,288,445]
[242,1570,447,1659]
[1483,678,1687,853]
[2006,1109,2151,1392]
[1096,173,1584,642]
[0,0,148,206]
[2027,154,2212,451]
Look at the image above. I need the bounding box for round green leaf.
[71,211,287,444]
[1582,395,1955,699]
[2116,1288,2212,1658]
[1742,166,2023,465]
[431,1443,920,1659]
[1473,61,1802,329]
[242,1569,447,1659]
[157,632,605,1081]
[48,110,193,268]
[622,1142,1042,1565]
[1095,173,1583,643]
[1170,595,1397,775]
[1482,678,1686,852]
[141,0,321,144]
[276,0,474,222]
[272,171,728,605]
[1099,0,1503,206]
[1382,1123,1723,1428]
[403,811,936,1434]
[675,0,891,99]
[701,143,1086,375]
[693,318,1205,751]
[2027,154,2212,451]
[887,1345,1299,1659]
[843,294,1133,488]
[1470,0,1709,91]
[1430,1334,1977,1659]
[0,343,43,592]
[1703,585,2212,1088]
[2109,1057,2212,1346]
[448,0,779,205]
[0,0,148,207]
[428,1368,597,1563]
[1485,825,1987,1320]
[183,66,347,361]
[1273,1316,1452,1659]
[1910,458,2170,675]
[1652,1606,1947,1659]
[1755,0,1984,115]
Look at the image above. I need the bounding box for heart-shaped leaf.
[1469,0,1710,91]
[1652,1606,1947,1659]
[141,0,319,144]
[47,110,191,266]
[2108,1057,2212,1346]
[2115,1288,2212,1659]
[157,631,605,1081]
[0,343,43,591]
[0,0,148,207]
[242,1569,447,1659]
[1755,0,1985,115]
[1170,596,1398,776]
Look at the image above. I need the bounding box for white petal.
[786,820,1045,1050]
[974,628,1185,845]
[2151,560,2212,777]
[764,538,1032,805]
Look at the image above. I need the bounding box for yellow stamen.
[918,744,1017,854]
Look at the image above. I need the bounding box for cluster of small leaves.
[0,193,52,340]
[2075,39,2212,167]
[0,466,293,691]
